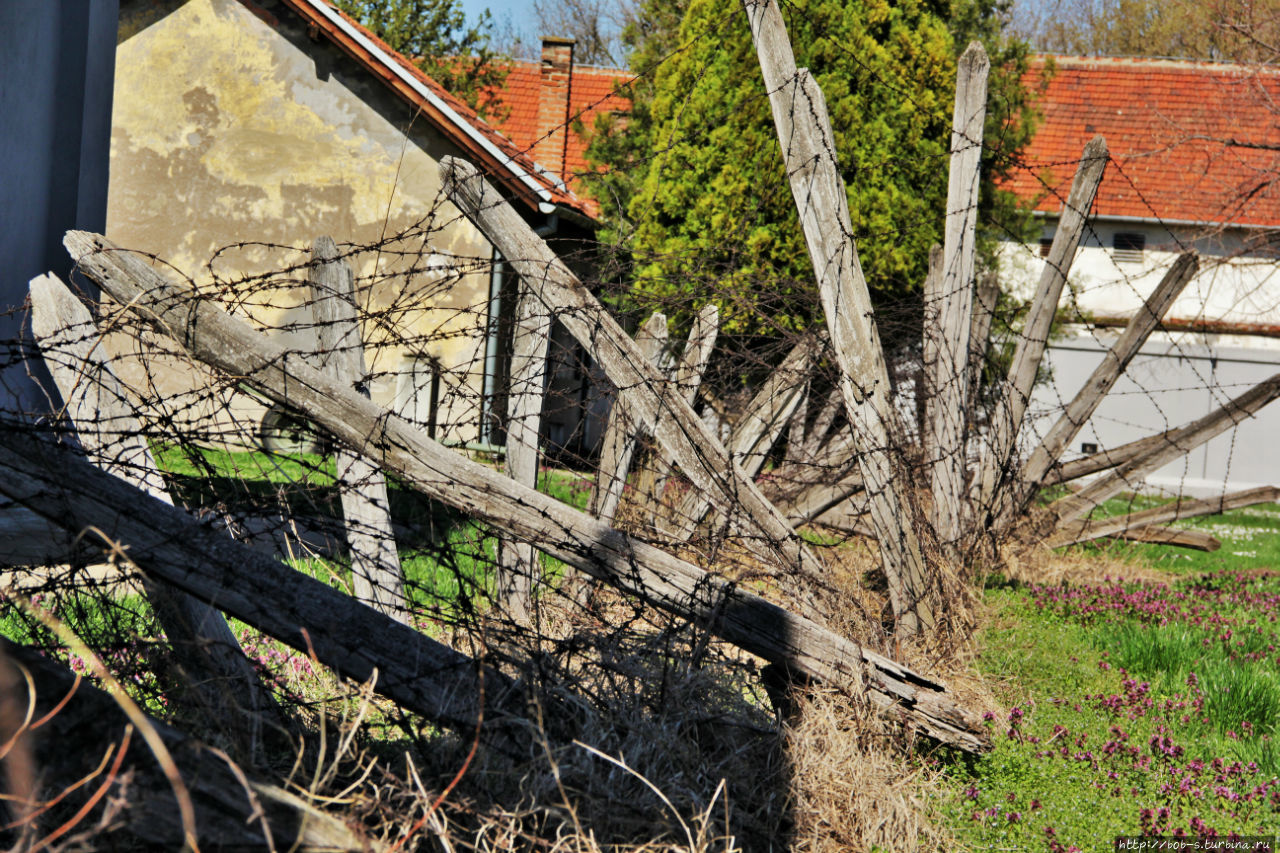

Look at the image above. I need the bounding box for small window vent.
[1039,237,1054,258]
[1112,232,1146,264]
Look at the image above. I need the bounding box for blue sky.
[458,0,538,54]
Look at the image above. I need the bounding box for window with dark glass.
[1112,232,1146,264]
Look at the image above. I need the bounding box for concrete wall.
[1025,331,1280,496]
[0,0,118,413]
[108,0,495,445]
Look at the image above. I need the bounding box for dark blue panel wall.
[0,0,119,413]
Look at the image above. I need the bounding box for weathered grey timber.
[1108,526,1220,552]
[784,381,811,467]
[1045,374,1280,530]
[743,0,934,634]
[28,272,276,736]
[644,304,719,522]
[439,162,825,580]
[967,271,999,401]
[1047,485,1280,548]
[976,137,1109,517]
[308,238,408,622]
[925,42,989,554]
[672,334,818,540]
[0,638,377,851]
[0,507,78,566]
[1041,430,1171,487]
[798,385,844,465]
[1021,253,1199,492]
[589,312,669,523]
[0,425,532,756]
[65,230,989,753]
[500,275,555,621]
[784,473,866,527]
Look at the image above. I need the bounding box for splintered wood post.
[27,272,277,736]
[589,312,669,524]
[644,304,719,523]
[308,237,409,623]
[0,428,537,757]
[65,229,990,752]
[968,270,999,398]
[1021,253,1199,492]
[1044,373,1280,532]
[743,0,933,634]
[672,334,817,540]
[1047,485,1279,548]
[925,42,989,555]
[439,164,826,581]
[499,277,554,623]
[976,136,1108,518]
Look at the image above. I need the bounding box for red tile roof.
[488,60,633,210]
[1006,56,1280,229]
[277,0,594,218]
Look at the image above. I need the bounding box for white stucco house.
[1003,56,1280,496]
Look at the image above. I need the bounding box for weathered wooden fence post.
[308,237,409,623]
[743,0,934,633]
[925,42,988,557]
[589,312,669,524]
[28,271,278,739]
[974,137,1108,522]
[499,276,554,622]
[641,303,719,525]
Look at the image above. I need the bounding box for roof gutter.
[294,0,559,213]
[1032,209,1280,233]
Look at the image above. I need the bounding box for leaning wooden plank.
[743,0,933,634]
[975,137,1109,517]
[671,334,817,540]
[643,304,720,523]
[1021,253,1199,492]
[499,276,555,622]
[0,506,79,566]
[0,638,377,851]
[799,385,844,465]
[784,473,866,527]
[1107,526,1220,552]
[1045,374,1280,530]
[925,42,989,554]
[29,272,277,736]
[1046,485,1279,548]
[0,428,533,756]
[1042,430,1172,487]
[308,237,409,623]
[589,312,669,523]
[439,164,825,581]
[783,381,811,466]
[65,230,990,753]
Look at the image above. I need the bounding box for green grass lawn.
[942,503,1280,850]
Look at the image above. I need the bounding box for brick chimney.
[534,36,575,180]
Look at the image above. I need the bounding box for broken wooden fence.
[60,228,990,753]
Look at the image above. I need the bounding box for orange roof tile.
[277,0,594,218]
[487,59,633,209]
[1006,56,1280,229]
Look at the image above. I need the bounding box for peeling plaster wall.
[108,0,494,445]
